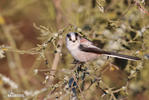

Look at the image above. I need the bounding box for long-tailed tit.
[66,32,141,62]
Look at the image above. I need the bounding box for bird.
[65,32,141,63]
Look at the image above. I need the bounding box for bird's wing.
[80,38,99,48]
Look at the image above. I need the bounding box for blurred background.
[0,0,149,100]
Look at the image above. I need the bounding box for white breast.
[67,45,98,62]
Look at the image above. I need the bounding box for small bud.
[34,69,38,75]
[45,76,49,80]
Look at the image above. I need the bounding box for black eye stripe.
[67,34,72,41]
[74,32,78,40]
[67,34,70,38]
[74,32,78,36]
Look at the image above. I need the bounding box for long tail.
[101,51,141,61]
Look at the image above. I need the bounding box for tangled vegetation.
[0,0,149,100]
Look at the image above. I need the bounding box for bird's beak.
[72,40,75,42]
